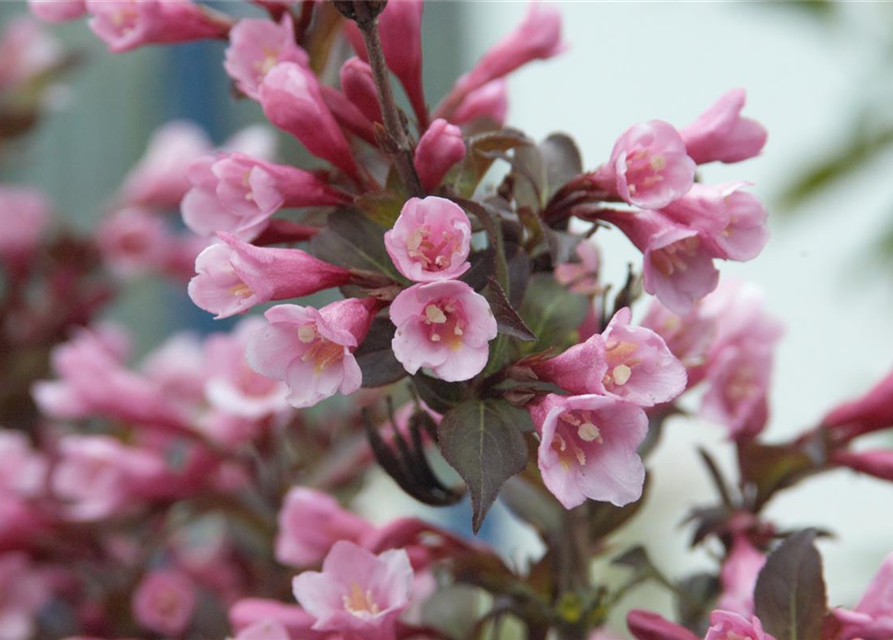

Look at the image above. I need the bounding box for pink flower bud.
[832,449,893,482]
[28,0,86,22]
[681,89,768,165]
[0,186,51,268]
[188,233,352,319]
[292,540,413,640]
[319,85,377,145]
[276,487,374,567]
[627,610,699,640]
[181,152,348,240]
[600,209,719,315]
[86,0,233,53]
[832,551,893,640]
[450,79,508,128]
[132,570,196,637]
[530,393,647,509]
[224,14,308,101]
[390,280,497,382]
[119,121,213,209]
[593,120,696,210]
[823,368,893,439]
[247,298,379,408]
[340,57,381,124]
[705,611,775,640]
[385,197,472,282]
[718,535,766,616]
[259,62,359,179]
[413,119,466,192]
[661,182,769,262]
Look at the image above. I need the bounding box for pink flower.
[224,14,307,101]
[0,186,51,268]
[232,619,292,640]
[718,535,766,616]
[29,0,86,22]
[554,240,600,295]
[450,79,508,128]
[97,207,169,277]
[704,611,775,640]
[601,209,720,315]
[51,435,168,520]
[141,333,207,411]
[530,334,609,398]
[260,62,358,179]
[627,610,699,640]
[276,487,374,567]
[340,57,381,124]
[390,281,496,382]
[247,298,379,408]
[593,120,696,209]
[0,552,50,640]
[132,570,196,637]
[822,367,893,440]
[833,551,893,640]
[831,449,893,482]
[188,233,352,319]
[0,17,64,91]
[229,599,321,639]
[413,119,466,192]
[640,298,717,381]
[181,152,348,240]
[86,0,232,53]
[681,89,767,165]
[660,182,769,262]
[0,432,47,500]
[384,197,472,282]
[531,394,648,509]
[437,3,564,119]
[292,540,413,640]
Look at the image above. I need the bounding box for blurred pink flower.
[0,186,52,268]
[132,569,197,637]
[833,551,893,640]
[681,89,767,165]
[0,552,50,640]
[704,611,775,640]
[28,0,86,22]
[717,535,765,616]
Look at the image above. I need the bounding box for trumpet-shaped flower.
[224,14,307,101]
[681,89,767,165]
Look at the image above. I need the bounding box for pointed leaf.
[311,208,402,279]
[485,277,535,342]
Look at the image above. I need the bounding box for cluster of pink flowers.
[2,1,892,639]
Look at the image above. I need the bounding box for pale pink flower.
[593,120,696,209]
[717,535,766,616]
[390,281,497,382]
[531,393,648,509]
[132,569,196,637]
[822,367,893,439]
[29,0,86,22]
[247,298,379,408]
[276,487,373,567]
[340,57,382,124]
[232,619,292,640]
[292,540,413,640]
[413,119,466,192]
[86,0,232,53]
[450,79,508,128]
[681,89,767,165]
[118,120,212,208]
[181,152,348,240]
[229,599,323,639]
[554,240,600,295]
[640,298,717,378]
[0,431,47,499]
[0,186,51,267]
[704,611,775,640]
[833,551,893,640]
[0,17,64,91]
[225,14,307,101]
[260,62,359,179]
[188,233,352,319]
[601,209,720,315]
[51,435,168,520]
[141,332,207,412]
[660,182,769,262]
[627,609,699,640]
[0,552,50,640]
[700,345,772,440]
[97,206,168,277]
[384,197,472,282]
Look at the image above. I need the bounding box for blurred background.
[2,0,893,628]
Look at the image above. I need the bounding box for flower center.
[651,236,700,276]
[624,148,666,195]
[552,410,603,469]
[406,226,460,272]
[603,341,639,389]
[297,324,344,374]
[422,300,464,351]
[343,582,380,617]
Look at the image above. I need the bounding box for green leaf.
[519,274,589,351]
[438,399,531,532]
[754,529,827,640]
[311,208,401,279]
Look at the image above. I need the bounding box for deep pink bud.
[276,487,374,567]
[188,233,352,319]
[413,119,466,192]
[822,367,893,439]
[260,62,359,179]
[718,535,766,616]
[450,79,508,128]
[390,281,497,382]
[181,152,348,240]
[319,85,377,145]
[593,120,696,210]
[681,89,768,164]
[530,334,609,399]
[384,196,472,282]
[29,0,86,22]
[132,570,196,637]
[292,540,414,640]
[225,14,308,101]
[247,297,379,408]
[340,57,382,124]
[86,0,232,53]
[530,393,647,509]
[832,449,893,482]
[627,609,699,640]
